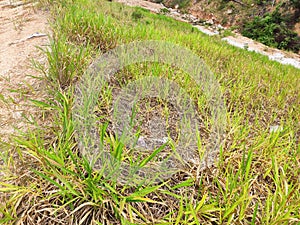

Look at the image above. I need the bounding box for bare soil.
[0,0,49,143]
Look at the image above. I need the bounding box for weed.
[0,0,299,224]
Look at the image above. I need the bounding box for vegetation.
[0,0,300,224]
[154,0,300,53]
[242,7,300,53]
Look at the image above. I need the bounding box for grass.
[0,0,300,224]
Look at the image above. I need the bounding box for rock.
[217,24,224,30]
[194,25,219,36]
[189,15,198,23]
[170,10,181,16]
[227,9,233,14]
[137,136,147,148]
[269,125,283,133]
[222,37,247,49]
[269,53,284,60]
[206,19,214,25]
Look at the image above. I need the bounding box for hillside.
[150,0,300,53]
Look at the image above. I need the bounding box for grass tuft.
[0,0,299,224]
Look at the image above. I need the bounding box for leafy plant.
[1,0,300,224]
[242,8,300,52]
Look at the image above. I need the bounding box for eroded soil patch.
[0,0,49,143]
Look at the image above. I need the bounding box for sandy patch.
[0,0,49,142]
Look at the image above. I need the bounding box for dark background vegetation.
[242,0,300,52]
[150,0,300,53]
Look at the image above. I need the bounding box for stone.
[227,9,233,14]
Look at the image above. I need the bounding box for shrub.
[242,9,300,53]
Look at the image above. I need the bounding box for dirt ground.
[0,0,49,143]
